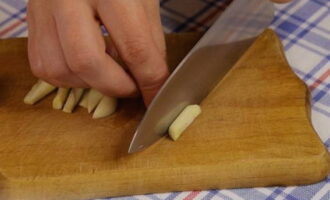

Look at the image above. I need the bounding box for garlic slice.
[169,105,201,141]
[62,88,84,113]
[24,80,56,105]
[92,96,118,119]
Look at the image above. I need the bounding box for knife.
[129,0,275,153]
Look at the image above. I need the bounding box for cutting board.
[0,30,329,200]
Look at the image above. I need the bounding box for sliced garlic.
[52,88,70,110]
[79,89,89,109]
[62,88,84,113]
[169,105,201,141]
[24,80,56,105]
[87,89,103,113]
[92,96,117,119]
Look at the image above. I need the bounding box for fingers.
[27,0,87,88]
[141,0,166,59]
[53,0,138,97]
[104,35,124,68]
[27,2,45,81]
[97,0,169,105]
[28,0,168,104]
[271,0,292,3]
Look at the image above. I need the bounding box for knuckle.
[140,67,169,90]
[99,83,137,98]
[46,67,69,81]
[113,88,136,97]
[119,85,138,97]
[68,50,101,74]
[29,60,45,79]
[31,68,45,79]
[120,38,151,66]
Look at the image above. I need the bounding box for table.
[0,0,329,199]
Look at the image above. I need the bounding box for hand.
[27,0,168,105]
[271,0,292,3]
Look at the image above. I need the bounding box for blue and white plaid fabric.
[0,0,329,199]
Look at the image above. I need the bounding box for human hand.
[271,0,292,3]
[27,0,168,105]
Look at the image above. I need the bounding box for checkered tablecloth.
[0,0,329,200]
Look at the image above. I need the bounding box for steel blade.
[129,0,275,153]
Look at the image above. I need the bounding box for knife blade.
[129,0,275,153]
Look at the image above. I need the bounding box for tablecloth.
[0,0,329,199]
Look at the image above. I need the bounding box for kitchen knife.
[129,0,275,153]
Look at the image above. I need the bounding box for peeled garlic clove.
[169,105,201,141]
[79,89,90,109]
[24,80,56,105]
[52,88,70,110]
[92,96,117,119]
[87,89,103,113]
[62,88,84,113]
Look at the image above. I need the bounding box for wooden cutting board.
[0,30,329,200]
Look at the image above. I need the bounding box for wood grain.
[0,30,329,200]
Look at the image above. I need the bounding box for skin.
[27,0,291,106]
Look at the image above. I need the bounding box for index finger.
[271,0,292,3]
[97,0,169,105]
[53,0,138,97]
